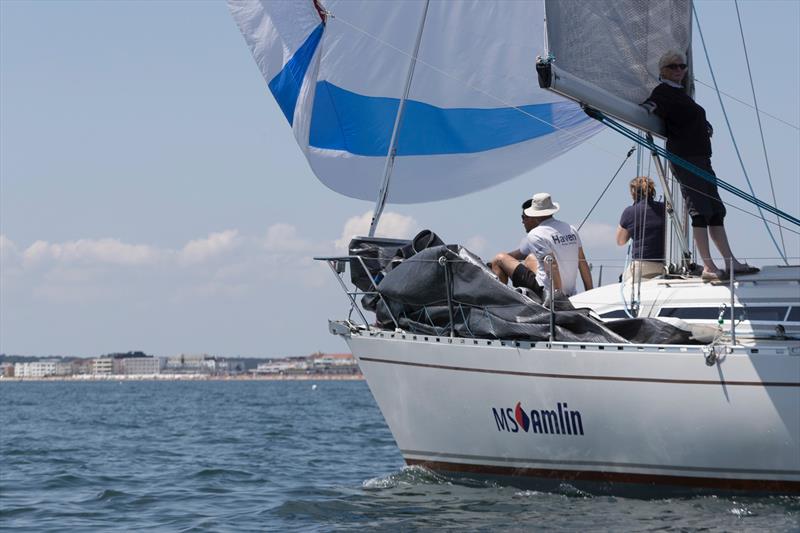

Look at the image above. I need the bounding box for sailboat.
[228,0,799,494]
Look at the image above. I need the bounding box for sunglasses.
[665,63,688,70]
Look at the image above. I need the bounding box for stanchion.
[546,255,555,343]
[730,257,736,345]
[440,256,455,338]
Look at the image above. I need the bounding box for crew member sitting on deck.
[616,176,666,282]
[490,192,593,299]
[643,50,757,282]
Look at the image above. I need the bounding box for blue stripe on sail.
[268,23,325,125]
[309,82,583,156]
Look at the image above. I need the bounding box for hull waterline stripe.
[404,459,800,493]
[358,357,800,387]
[401,449,800,476]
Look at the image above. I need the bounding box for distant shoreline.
[0,374,363,382]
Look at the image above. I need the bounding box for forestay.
[228,0,601,203]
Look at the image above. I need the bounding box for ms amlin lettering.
[492,401,584,436]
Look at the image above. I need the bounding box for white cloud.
[576,222,626,266]
[578,222,617,248]
[263,223,314,253]
[179,230,241,265]
[335,210,419,251]
[3,223,341,304]
[22,238,160,266]
[0,235,20,265]
[463,235,488,257]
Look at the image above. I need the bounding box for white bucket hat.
[524,192,560,217]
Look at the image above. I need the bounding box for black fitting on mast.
[581,105,605,122]
[536,61,553,89]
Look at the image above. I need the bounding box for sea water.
[1,380,798,532]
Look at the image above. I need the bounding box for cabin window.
[658,306,788,321]
[745,307,790,321]
[788,307,800,322]
[599,309,629,319]
[659,307,729,320]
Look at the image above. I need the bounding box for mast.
[368,0,430,237]
[649,143,691,268]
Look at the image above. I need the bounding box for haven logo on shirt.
[551,232,578,246]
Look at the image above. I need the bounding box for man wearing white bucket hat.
[491,192,593,298]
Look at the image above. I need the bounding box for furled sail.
[539,0,693,136]
[228,0,601,203]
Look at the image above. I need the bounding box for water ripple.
[1,381,798,532]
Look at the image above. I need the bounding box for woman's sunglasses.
[665,63,688,70]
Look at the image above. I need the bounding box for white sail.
[228,0,601,203]
[540,0,692,135]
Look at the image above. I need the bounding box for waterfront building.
[14,360,72,378]
[254,359,309,375]
[1,362,14,378]
[310,353,359,374]
[92,358,114,375]
[119,357,164,375]
[71,359,93,375]
[166,353,212,373]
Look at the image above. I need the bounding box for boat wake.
[362,465,450,489]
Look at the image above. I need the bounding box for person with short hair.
[616,176,666,282]
[491,192,593,299]
[643,50,757,281]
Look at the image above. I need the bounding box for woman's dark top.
[619,199,666,261]
[645,83,712,157]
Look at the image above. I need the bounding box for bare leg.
[526,253,561,291]
[491,253,521,285]
[523,255,538,273]
[708,225,746,270]
[692,227,721,274]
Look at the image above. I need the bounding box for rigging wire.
[590,110,800,227]
[633,139,648,305]
[692,78,799,131]
[693,4,788,263]
[577,146,635,231]
[635,179,649,308]
[330,11,800,242]
[620,244,636,319]
[734,0,788,261]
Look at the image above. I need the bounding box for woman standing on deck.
[616,176,666,282]
[644,50,757,281]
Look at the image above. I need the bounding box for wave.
[189,467,254,480]
[362,465,450,489]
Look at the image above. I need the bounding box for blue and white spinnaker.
[228,0,602,203]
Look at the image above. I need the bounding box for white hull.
[336,325,800,494]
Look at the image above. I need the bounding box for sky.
[1,0,798,358]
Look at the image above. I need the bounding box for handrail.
[546,255,556,343]
[314,255,400,331]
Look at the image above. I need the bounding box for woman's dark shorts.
[511,263,543,297]
[671,156,726,227]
